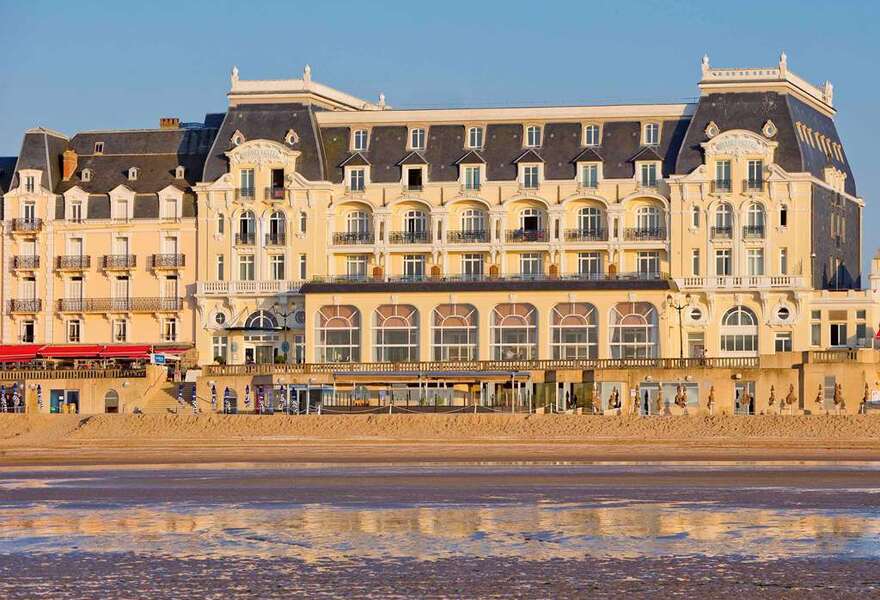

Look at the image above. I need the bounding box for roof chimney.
[159,117,180,129]
[62,149,78,181]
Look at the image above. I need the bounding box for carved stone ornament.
[231,129,245,146]
[227,140,297,168]
[762,120,778,138]
[704,132,769,158]
[285,129,299,145]
[704,121,720,138]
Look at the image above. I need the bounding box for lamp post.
[666,293,692,361]
[273,300,296,363]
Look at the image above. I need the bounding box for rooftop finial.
[303,64,312,83]
[779,51,788,74]
[701,53,710,73]
[824,80,834,104]
[378,92,386,108]
[231,65,239,85]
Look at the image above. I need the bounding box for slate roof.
[454,150,486,165]
[339,152,370,167]
[203,103,324,182]
[0,157,17,194]
[513,149,544,163]
[13,129,68,190]
[572,147,603,162]
[397,151,427,166]
[629,146,665,162]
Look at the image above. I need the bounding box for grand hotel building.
[0,55,874,374]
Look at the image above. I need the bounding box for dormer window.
[584,124,601,146]
[525,125,542,148]
[353,129,368,151]
[467,127,483,149]
[410,128,425,150]
[81,169,92,182]
[231,130,245,146]
[128,167,139,181]
[24,175,35,193]
[175,166,185,179]
[643,123,660,146]
[94,142,104,154]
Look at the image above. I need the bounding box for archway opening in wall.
[104,389,119,414]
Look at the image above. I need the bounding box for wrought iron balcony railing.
[564,228,607,242]
[7,299,41,313]
[505,229,548,243]
[12,255,39,269]
[11,218,42,233]
[447,229,489,243]
[710,226,733,239]
[742,225,765,239]
[264,187,286,201]
[56,255,92,270]
[623,227,666,241]
[265,233,286,246]
[57,297,182,313]
[389,230,430,244]
[743,179,764,192]
[151,254,185,268]
[333,231,374,245]
[235,232,256,245]
[102,255,136,269]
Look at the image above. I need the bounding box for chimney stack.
[159,117,180,129]
[62,149,78,181]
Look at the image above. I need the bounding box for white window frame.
[520,164,541,189]
[583,123,601,147]
[491,303,538,360]
[461,165,483,190]
[352,129,369,152]
[346,167,368,192]
[432,304,478,361]
[551,302,598,359]
[113,319,128,343]
[642,122,660,145]
[409,127,426,151]
[525,125,542,148]
[269,254,286,281]
[579,163,600,188]
[638,162,659,187]
[467,127,484,149]
[66,319,81,343]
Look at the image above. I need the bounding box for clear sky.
[1,0,877,278]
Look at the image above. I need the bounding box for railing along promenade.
[0,367,147,381]
[204,357,761,377]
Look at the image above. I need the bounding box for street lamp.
[666,293,692,361]
[273,301,296,363]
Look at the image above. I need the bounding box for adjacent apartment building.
[1,54,874,367]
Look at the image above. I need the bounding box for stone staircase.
[140,382,197,414]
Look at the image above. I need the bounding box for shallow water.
[1,463,879,598]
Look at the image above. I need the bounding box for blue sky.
[1,0,877,277]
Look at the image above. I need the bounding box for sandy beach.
[2,413,880,466]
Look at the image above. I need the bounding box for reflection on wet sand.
[2,500,878,562]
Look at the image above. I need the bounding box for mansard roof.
[0,157,17,194]
[629,146,665,162]
[513,149,544,163]
[338,152,370,167]
[572,147,603,162]
[454,150,486,165]
[397,151,428,166]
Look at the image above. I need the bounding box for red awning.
[99,344,152,359]
[38,344,103,359]
[0,344,43,362]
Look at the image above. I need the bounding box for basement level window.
[94,142,104,154]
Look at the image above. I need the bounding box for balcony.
[389,230,430,244]
[564,228,607,242]
[447,230,489,243]
[7,299,41,313]
[742,225,765,239]
[743,179,764,193]
[236,188,255,201]
[12,255,39,270]
[265,232,286,246]
[235,232,256,245]
[333,231,374,245]
[711,179,732,194]
[676,275,805,290]
[264,187,286,201]
[710,226,733,239]
[102,255,136,270]
[506,229,548,243]
[196,280,303,297]
[56,255,92,270]
[623,227,666,241]
[57,297,182,313]
[10,218,42,233]
[151,254,185,268]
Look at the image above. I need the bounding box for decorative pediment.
[339,152,370,167]
[225,139,300,169]
[701,129,777,160]
[513,149,544,163]
[630,146,664,162]
[285,129,299,145]
[454,150,486,165]
[572,147,603,163]
[397,151,428,166]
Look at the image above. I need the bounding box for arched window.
[715,202,732,230]
[104,390,119,414]
[245,310,278,330]
[610,302,658,359]
[720,306,758,355]
[747,202,765,228]
[577,207,603,233]
[374,305,419,362]
[239,210,255,243]
[584,124,600,146]
[403,210,427,233]
[551,303,598,359]
[269,210,286,242]
[316,305,360,362]
[491,303,537,360]
[636,206,661,231]
[347,211,370,234]
[460,209,486,233]
[432,304,478,361]
[519,207,543,231]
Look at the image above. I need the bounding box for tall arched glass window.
[577,207,603,233]
[432,304,478,361]
[715,202,733,230]
[460,209,486,232]
[238,210,255,244]
[491,303,537,360]
[551,303,598,359]
[584,124,600,146]
[610,302,658,358]
[636,206,660,231]
[268,210,286,243]
[316,305,360,362]
[373,305,419,362]
[347,211,370,233]
[403,210,427,233]
[519,207,543,231]
[720,306,758,355]
[245,310,278,330]
[747,202,765,228]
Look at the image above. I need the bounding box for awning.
[0,344,42,362]
[99,344,152,359]
[38,344,103,358]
